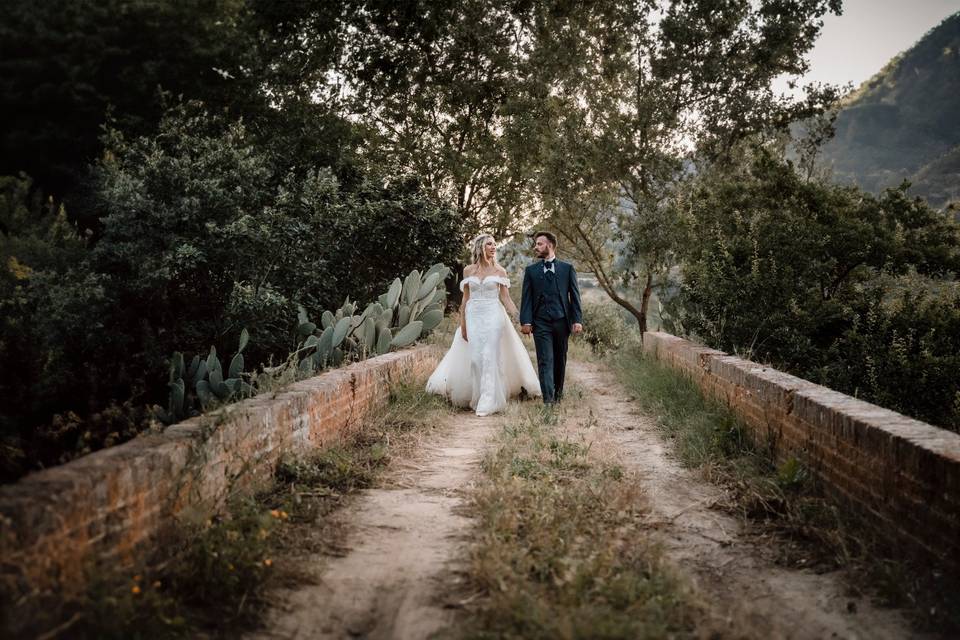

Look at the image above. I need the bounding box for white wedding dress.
[426,275,541,416]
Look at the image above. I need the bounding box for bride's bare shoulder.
[463,264,477,276]
[495,266,508,277]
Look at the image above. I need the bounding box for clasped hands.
[518,322,583,335]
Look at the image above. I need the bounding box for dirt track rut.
[249,360,923,639]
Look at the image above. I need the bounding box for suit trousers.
[532,317,570,403]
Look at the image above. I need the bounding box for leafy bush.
[580,300,631,355]
[676,146,960,431]
[91,103,463,362]
[819,287,960,430]
[0,104,463,481]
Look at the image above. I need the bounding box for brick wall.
[0,345,440,612]
[642,331,960,573]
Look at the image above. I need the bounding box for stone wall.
[0,345,440,610]
[642,331,960,573]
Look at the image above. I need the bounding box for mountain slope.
[819,12,960,204]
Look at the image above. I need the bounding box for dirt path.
[249,359,923,640]
[569,360,925,640]
[247,414,495,640]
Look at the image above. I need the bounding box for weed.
[614,347,960,633]
[457,402,701,639]
[59,379,450,639]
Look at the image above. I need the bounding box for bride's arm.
[460,286,470,340]
[499,282,519,318]
[460,269,472,341]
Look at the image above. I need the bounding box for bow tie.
[542,260,555,272]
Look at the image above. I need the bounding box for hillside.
[819,12,960,207]
[910,143,960,208]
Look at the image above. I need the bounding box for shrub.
[676,145,960,431]
[580,300,631,354]
[0,103,463,481]
[819,286,960,431]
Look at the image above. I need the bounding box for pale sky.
[775,0,960,95]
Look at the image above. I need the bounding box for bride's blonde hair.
[471,233,498,267]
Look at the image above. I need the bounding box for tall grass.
[612,345,761,476]
[52,380,451,639]
[613,347,960,634]
[457,402,702,639]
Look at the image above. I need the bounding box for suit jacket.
[519,259,583,331]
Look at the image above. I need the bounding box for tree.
[676,143,960,430]
[531,0,843,329]
[340,0,544,240]
[0,0,264,204]
[0,101,464,480]
[0,0,354,221]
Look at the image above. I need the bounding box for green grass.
[612,346,761,474]
[51,380,451,640]
[456,402,701,639]
[613,346,960,634]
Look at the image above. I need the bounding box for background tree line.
[3,0,957,481]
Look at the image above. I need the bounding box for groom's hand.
[572,323,583,334]
[520,324,532,335]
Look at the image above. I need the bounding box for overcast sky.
[775,0,960,95]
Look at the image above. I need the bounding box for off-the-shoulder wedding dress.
[426,275,541,416]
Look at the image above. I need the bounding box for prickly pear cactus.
[161,264,452,426]
[158,328,252,424]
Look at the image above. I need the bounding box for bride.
[426,234,541,416]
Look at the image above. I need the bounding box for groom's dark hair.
[532,230,557,248]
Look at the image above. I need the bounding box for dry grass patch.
[53,379,451,640]
[455,401,701,639]
[613,347,960,634]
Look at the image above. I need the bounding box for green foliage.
[0,0,354,210]
[819,286,960,430]
[675,145,960,431]
[534,0,841,330]
[342,0,541,239]
[0,174,99,480]
[0,101,461,480]
[290,266,450,380]
[154,265,452,427]
[579,301,631,355]
[156,329,252,425]
[0,0,264,202]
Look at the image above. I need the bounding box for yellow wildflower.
[263,558,273,567]
[131,585,141,595]
[7,256,32,280]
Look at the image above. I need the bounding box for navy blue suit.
[519,259,583,403]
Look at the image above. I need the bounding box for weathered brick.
[643,331,960,574]
[0,345,441,607]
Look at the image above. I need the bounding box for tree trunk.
[638,270,653,335]
[595,277,645,331]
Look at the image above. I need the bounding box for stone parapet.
[0,345,440,609]
[642,331,960,572]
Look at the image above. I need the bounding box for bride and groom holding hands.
[426,231,583,416]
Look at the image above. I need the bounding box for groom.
[519,231,583,404]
